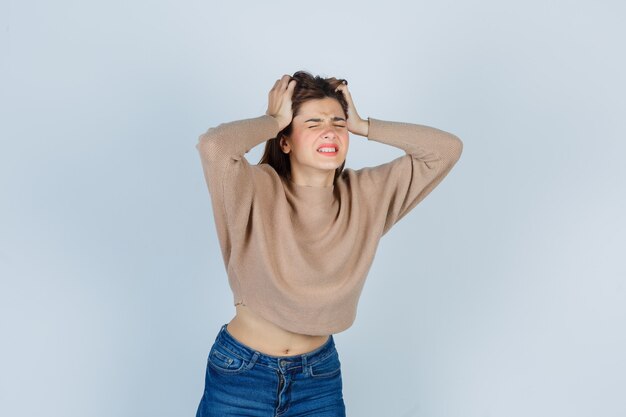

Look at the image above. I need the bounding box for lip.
[317,142,339,151]
[317,143,338,157]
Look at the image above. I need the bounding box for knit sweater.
[196,114,463,336]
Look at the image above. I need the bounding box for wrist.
[357,118,369,137]
[270,115,289,131]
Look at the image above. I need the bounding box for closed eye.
[308,125,346,128]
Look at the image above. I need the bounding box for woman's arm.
[195,75,295,264]
[196,114,280,212]
[195,115,280,263]
[196,114,281,204]
[358,117,463,235]
[196,74,294,197]
[334,81,463,236]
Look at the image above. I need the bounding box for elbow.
[447,133,463,162]
[196,128,223,160]
[455,135,463,159]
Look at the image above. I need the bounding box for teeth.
[318,147,336,153]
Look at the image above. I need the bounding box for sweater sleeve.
[358,117,463,236]
[195,114,280,264]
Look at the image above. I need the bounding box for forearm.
[196,115,280,162]
[366,117,463,163]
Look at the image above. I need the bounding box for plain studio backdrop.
[1,1,624,416]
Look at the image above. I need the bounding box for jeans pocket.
[309,350,341,378]
[207,342,248,375]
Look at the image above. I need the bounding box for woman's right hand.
[265,74,297,131]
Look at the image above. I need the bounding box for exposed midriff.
[226,304,330,357]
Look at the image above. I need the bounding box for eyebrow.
[304,117,346,123]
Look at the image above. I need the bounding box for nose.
[322,125,339,138]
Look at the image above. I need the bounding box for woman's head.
[258,71,350,186]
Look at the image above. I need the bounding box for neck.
[290,168,335,188]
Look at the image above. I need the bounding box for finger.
[270,79,281,94]
[335,87,351,99]
[279,74,291,88]
[271,76,287,92]
[334,83,349,93]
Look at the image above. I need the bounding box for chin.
[319,162,342,170]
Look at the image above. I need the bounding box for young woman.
[194,71,463,416]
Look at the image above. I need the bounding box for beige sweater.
[196,114,463,335]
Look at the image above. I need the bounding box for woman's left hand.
[335,82,369,137]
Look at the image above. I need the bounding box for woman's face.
[280,97,349,185]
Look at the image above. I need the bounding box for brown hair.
[257,70,349,183]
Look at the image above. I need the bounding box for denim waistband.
[214,323,336,373]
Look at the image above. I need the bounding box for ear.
[279,135,291,154]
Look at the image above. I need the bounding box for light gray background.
[1,1,625,416]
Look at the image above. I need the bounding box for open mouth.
[317,145,338,156]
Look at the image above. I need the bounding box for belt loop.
[301,353,308,375]
[246,351,259,370]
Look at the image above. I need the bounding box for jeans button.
[280,360,287,366]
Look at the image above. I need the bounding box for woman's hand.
[335,81,369,137]
[266,75,297,131]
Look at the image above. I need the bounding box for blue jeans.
[195,323,346,416]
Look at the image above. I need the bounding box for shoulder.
[249,163,285,191]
